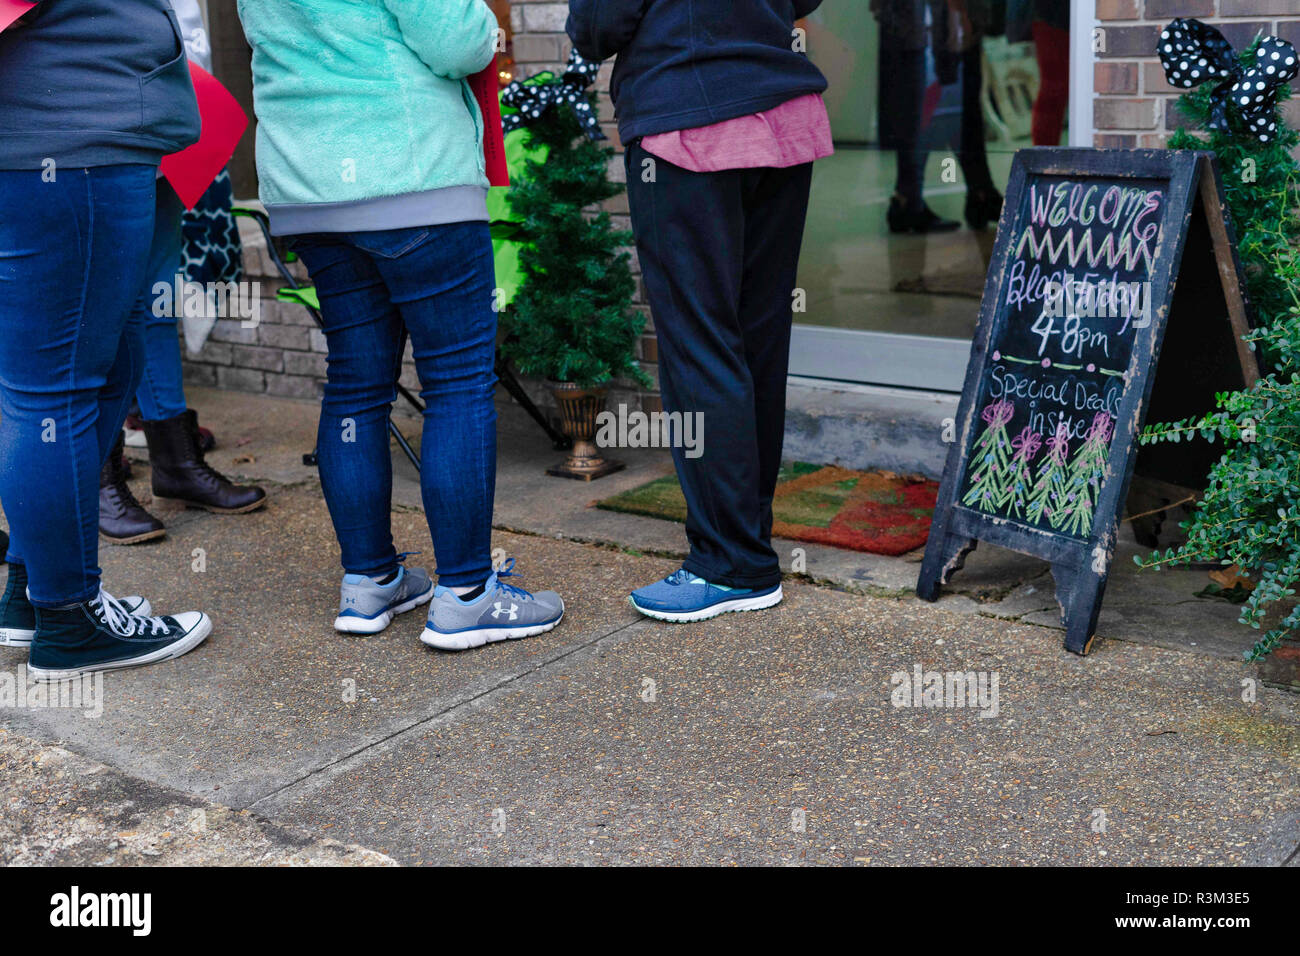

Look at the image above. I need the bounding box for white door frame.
[790,0,1099,392]
[1068,0,1095,147]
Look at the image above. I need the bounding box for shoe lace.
[113,480,146,512]
[179,420,232,486]
[92,589,169,637]
[491,557,532,600]
[665,569,696,586]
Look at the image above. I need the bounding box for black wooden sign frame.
[917,148,1257,655]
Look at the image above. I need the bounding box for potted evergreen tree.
[1138,40,1300,662]
[498,77,649,480]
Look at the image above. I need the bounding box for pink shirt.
[640,93,834,173]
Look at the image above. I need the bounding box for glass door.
[793,0,1087,392]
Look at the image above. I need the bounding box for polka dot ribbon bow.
[501,49,606,141]
[1158,17,1298,144]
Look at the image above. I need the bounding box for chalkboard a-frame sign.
[917,148,1258,655]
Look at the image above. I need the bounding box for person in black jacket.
[568,0,833,623]
[568,0,829,139]
[0,0,213,680]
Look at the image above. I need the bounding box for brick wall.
[179,225,328,403]
[190,0,660,418]
[1094,0,1300,148]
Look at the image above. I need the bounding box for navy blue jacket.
[0,0,201,169]
[567,0,828,142]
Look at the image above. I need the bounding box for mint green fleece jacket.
[237,0,497,231]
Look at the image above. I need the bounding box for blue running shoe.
[334,554,434,635]
[629,569,783,623]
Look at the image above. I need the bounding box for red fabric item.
[469,58,509,187]
[1032,21,1070,147]
[160,62,248,209]
[0,1,36,33]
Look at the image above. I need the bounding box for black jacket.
[0,0,200,169]
[567,0,828,142]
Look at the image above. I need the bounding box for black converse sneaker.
[0,562,150,649]
[27,589,210,681]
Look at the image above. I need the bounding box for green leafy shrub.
[497,86,649,389]
[1137,63,1300,661]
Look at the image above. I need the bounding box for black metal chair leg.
[234,208,579,465]
[395,381,425,415]
[495,356,572,450]
[388,418,420,471]
[234,206,425,474]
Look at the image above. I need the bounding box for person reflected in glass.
[1008,0,1070,146]
[873,0,1002,233]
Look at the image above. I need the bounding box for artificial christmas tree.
[496,55,649,479]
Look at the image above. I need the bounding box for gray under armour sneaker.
[420,559,564,651]
[335,561,434,635]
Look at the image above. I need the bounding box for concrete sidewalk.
[0,386,1297,865]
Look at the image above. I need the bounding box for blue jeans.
[0,166,156,606]
[289,222,498,588]
[134,182,188,423]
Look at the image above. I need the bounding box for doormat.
[596,463,939,557]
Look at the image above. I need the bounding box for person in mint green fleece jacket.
[239,0,566,651]
[239,0,497,234]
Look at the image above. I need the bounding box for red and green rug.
[596,462,939,557]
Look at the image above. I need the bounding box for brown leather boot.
[142,410,266,514]
[99,431,166,545]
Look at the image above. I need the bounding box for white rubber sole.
[333,582,435,635]
[0,627,34,648]
[26,613,212,682]
[629,585,784,623]
[420,610,564,652]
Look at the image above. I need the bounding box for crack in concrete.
[976,608,1057,624]
[490,522,689,563]
[241,615,654,814]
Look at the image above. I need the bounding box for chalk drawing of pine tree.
[1002,426,1043,519]
[1056,411,1114,538]
[961,399,1015,513]
[1026,422,1070,527]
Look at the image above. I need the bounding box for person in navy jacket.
[568,1,835,623]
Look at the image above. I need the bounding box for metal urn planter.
[546,382,624,481]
